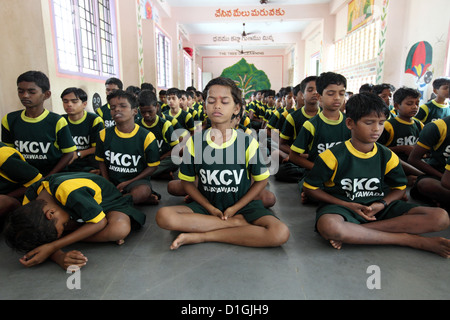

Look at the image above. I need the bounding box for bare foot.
[329,240,342,250]
[170,233,204,250]
[116,239,125,245]
[146,194,160,205]
[419,237,450,258]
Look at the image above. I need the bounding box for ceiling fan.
[236,46,253,55]
[241,23,258,37]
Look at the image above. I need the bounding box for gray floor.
[0,176,449,301]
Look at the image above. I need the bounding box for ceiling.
[163,0,333,52]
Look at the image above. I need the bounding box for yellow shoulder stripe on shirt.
[56,179,105,224]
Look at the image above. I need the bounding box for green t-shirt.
[379,117,423,147]
[63,111,105,171]
[137,116,179,156]
[164,108,195,133]
[416,116,450,173]
[95,124,160,185]
[415,100,450,125]
[179,129,270,211]
[280,107,320,143]
[1,109,77,175]
[291,112,351,162]
[0,142,42,194]
[23,172,145,226]
[304,140,407,204]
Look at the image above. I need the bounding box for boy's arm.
[98,161,110,180]
[181,180,222,217]
[50,250,88,271]
[289,149,313,169]
[408,144,442,178]
[45,152,75,177]
[223,179,267,220]
[116,166,157,192]
[304,186,404,221]
[20,218,107,268]
[279,138,293,155]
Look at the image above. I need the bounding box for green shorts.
[151,156,179,178]
[316,200,419,225]
[102,194,146,229]
[185,200,276,223]
[122,179,161,201]
[122,179,153,194]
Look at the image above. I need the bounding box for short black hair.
[167,87,182,98]
[138,89,158,107]
[60,87,88,102]
[204,77,243,106]
[141,82,156,93]
[359,83,374,94]
[105,77,123,90]
[17,71,50,92]
[266,90,276,97]
[393,87,421,105]
[373,83,396,95]
[345,92,390,123]
[107,89,138,109]
[3,200,58,253]
[126,85,141,96]
[299,76,318,94]
[316,72,347,95]
[432,77,450,90]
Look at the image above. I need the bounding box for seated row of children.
[1,70,449,271]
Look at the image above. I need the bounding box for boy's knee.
[316,215,344,241]
[267,221,290,246]
[428,207,450,231]
[130,185,152,203]
[262,192,276,208]
[155,207,175,230]
[106,214,131,240]
[167,180,183,196]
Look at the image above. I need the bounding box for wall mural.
[405,41,434,104]
[347,0,374,34]
[220,58,271,99]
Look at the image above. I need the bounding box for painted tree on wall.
[220,58,271,99]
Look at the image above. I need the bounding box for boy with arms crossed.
[61,87,105,173]
[303,93,450,257]
[95,90,161,205]
[1,71,76,177]
[156,77,289,250]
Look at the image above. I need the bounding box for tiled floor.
[0,177,449,300]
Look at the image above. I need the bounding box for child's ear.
[394,102,400,110]
[44,208,56,220]
[345,117,354,130]
[233,104,241,116]
[44,90,52,101]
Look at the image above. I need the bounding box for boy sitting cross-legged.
[95,90,161,205]
[303,93,450,258]
[156,77,290,250]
